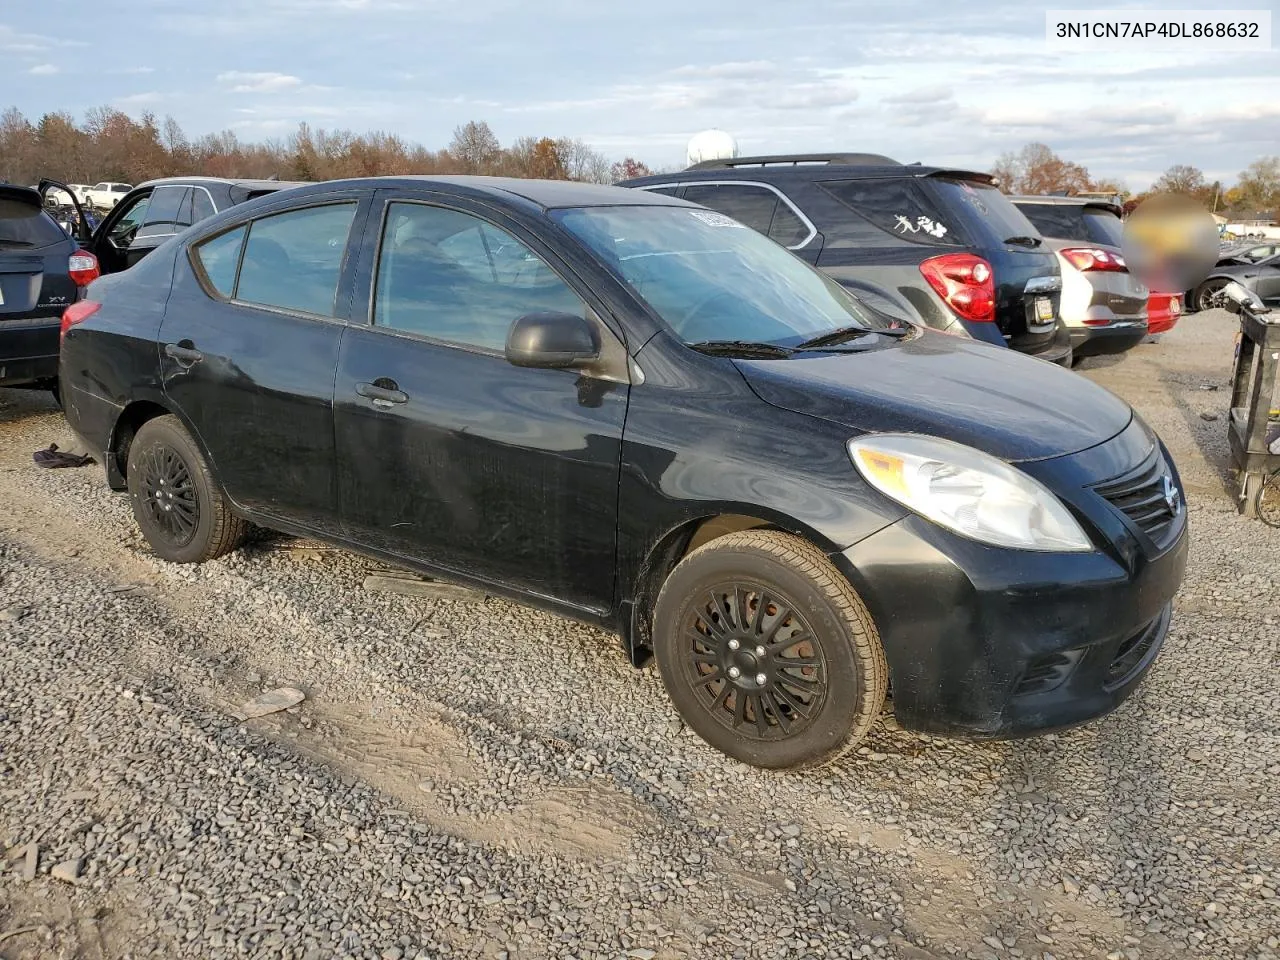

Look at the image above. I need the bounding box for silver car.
[1012,197,1148,366]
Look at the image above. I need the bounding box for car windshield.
[553,205,887,345]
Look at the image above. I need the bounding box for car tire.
[126,415,249,563]
[1194,279,1229,313]
[652,529,888,769]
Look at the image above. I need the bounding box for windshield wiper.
[0,240,35,248]
[688,340,795,359]
[1004,235,1043,247]
[796,324,912,349]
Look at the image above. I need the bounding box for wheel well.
[627,513,773,664]
[108,400,171,489]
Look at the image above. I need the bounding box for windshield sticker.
[894,215,948,238]
[690,210,746,228]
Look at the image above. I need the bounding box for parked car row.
[43,169,1189,769]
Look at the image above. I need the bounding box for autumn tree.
[610,157,653,182]
[1151,164,1207,197]
[1236,156,1280,214]
[448,120,502,174]
[991,143,1094,195]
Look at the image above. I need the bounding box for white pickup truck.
[82,182,133,209]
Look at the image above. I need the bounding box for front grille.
[1093,452,1180,544]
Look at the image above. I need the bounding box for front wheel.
[652,530,888,769]
[1194,279,1230,313]
[126,415,249,563]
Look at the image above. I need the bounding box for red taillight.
[60,300,101,343]
[68,250,100,287]
[1060,247,1127,273]
[919,253,996,322]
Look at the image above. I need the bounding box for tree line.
[991,142,1280,218]
[3,106,1275,220]
[0,108,655,188]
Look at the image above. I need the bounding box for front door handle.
[356,381,408,406]
[164,342,204,364]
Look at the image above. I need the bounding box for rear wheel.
[652,530,888,769]
[126,415,249,563]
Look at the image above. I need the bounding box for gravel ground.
[1,309,1277,960]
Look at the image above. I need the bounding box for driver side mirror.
[505,312,601,369]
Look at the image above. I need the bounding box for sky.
[3,0,1278,190]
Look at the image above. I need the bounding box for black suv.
[1,183,98,392]
[621,154,1070,365]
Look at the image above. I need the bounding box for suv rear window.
[1019,204,1124,247]
[928,179,1040,245]
[0,208,67,248]
[818,178,965,246]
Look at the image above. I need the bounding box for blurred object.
[1122,194,1219,295]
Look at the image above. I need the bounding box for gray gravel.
[1,309,1277,960]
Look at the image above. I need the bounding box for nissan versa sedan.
[60,177,1189,769]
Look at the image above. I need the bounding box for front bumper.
[0,316,60,387]
[1068,320,1148,358]
[831,422,1188,738]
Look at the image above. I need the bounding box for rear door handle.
[164,343,204,364]
[356,381,408,406]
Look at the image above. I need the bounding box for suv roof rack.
[688,152,899,171]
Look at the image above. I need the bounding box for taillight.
[1060,247,1127,273]
[60,300,101,343]
[919,253,996,322]
[68,250,100,287]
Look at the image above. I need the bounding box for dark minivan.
[621,154,1071,364]
[61,176,1186,769]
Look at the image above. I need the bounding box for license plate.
[1035,297,1054,322]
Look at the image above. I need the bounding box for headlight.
[848,434,1093,552]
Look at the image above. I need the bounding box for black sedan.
[1188,251,1280,313]
[60,177,1188,768]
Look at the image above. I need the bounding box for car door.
[1255,254,1280,304]
[334,191,629,613]
[127,184,194,267]
[158,190,370,534]
[90,189,152,274]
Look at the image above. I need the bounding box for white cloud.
[114,91,166,106]
[28,63,58,75]
[216,70,303,93]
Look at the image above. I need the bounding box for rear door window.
[192,189,216,222]
[192,225,246,298]
[137,186,193,240]
[682,183,778,235]
[682,183,811,248]
[818,178,965,246]
[235,203,358,316]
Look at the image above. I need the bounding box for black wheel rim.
[139,444,199,546]
[682,582,828,741]
[1200,281,1227,311]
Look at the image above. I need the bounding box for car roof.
[266,175,692,210]
[135,176,312,192]
[622,154,996,187]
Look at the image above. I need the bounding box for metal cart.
[1226,295,1280,522]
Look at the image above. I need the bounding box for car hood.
[734,331,1133,462]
